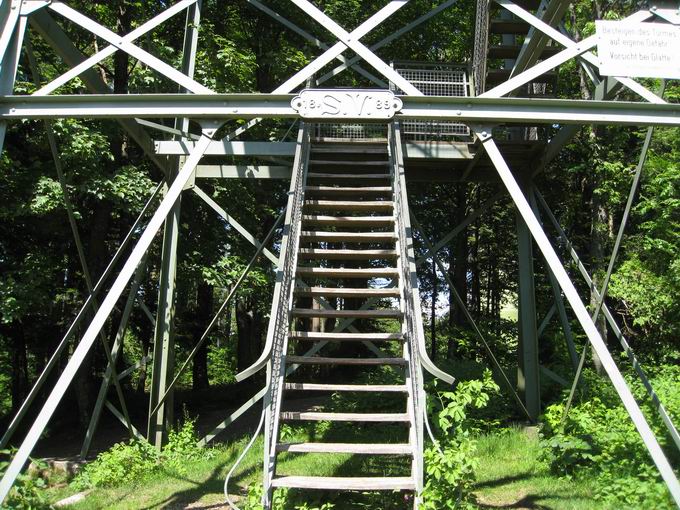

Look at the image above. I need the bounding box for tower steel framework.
[0,0,679,507]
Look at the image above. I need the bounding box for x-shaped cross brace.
[46,1,213,95]
[277,0,423,96]
[484,1,664,105]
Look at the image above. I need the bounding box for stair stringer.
[260,123,311,509]
[389,121,457,506]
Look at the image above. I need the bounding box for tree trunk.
[236,297,263,372]
[192,281,213,391]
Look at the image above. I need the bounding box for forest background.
[0,0,678,508]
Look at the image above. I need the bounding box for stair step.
[291,309,402,319]
[296,267,398,279]
[305,186,392,196]
[298,249,398,260]
[302,215,394,227]
[307,173,390,180]
[271,475,416,491]
[280,412,410,422]
[286,355,406,366]
[295,287,400,297]
[276,442,412,455]
[300,231,397,242]
[311,145,388,154]
[309,160,389,166]
[304,200,394,212]
[289,331,403,342]
[284,382,408,392]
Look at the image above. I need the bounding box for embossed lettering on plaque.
[291,89,403,120]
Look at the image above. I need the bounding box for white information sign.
[596,21,680,79]
[291,89,403,120]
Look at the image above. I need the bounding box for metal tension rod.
[81,256,150,458]
[149,209,285,418]
[536,191,680,454]
[246,0,386,87]
[25,37,134,441]
[410,214,532,420]
[316,0,459,86]
[0,123,221,504]
[475,127,680,506]
[0,180,164,451]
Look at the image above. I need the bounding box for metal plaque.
[291,89,403,120]
[596,20,680,79]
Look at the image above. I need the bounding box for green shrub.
[540,364,678,508]
[422,369,500,509]
[0,453,53,509]
[73,418,208,490]
[72,439,158,490]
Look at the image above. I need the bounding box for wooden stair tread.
[300,231,396,242]
[307,173,390,179]
[296,267,398,278]
[302,215,394,225]
[309,160,389,166]
[304,200,394,211]
[289,331,403,341]
[284,383,407,392]
[291,309,402,319]
[276,442,412,454]
[271,476,415,490]
[286,355,406,365]
[294,286,400,297]
[305,185,391,194]
[311,146,388,154]
[280,412,410,422]
[298,249,398,260]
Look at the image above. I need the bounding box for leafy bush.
[540,365,678,508]
[72,439,158,490]
[0,452,53,509]
[73,418,208,490]
[422,369,500,509]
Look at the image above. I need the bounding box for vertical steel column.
[515,179,540,421]
[147,1,202,448]
[0,0,25,154]
[529,188,578,368]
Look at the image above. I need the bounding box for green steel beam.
[2,94,680,126]
[516,182,541,421]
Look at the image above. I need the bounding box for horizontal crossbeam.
[3,95,680,126]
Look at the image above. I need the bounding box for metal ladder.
[258,122,453,509]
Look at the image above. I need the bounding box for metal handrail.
[235,122,310,382]
[390,121,455,387]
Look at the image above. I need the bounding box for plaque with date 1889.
[291,89,403,120]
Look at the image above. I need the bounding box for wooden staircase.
[263,137,422,506]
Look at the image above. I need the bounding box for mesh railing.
[263,123,310,489]
[391,62,472,141]
[314,123,387,140]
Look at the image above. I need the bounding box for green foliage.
[72,439,158,490]
[540,365,679,508]
[422,369,500,509]
[73,418,209,490]
[0,452,53,509]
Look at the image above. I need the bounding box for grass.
[45,425,613,510]
[474,427,602,509]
